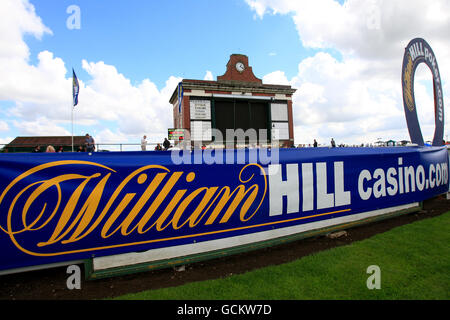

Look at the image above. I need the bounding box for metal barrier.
[2,142,448,153]
[0,143,163,153]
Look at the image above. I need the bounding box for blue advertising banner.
[0,147,448,272]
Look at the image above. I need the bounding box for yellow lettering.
[0,160,268,257]
[62,173,111,243]
[204,164,266,225]
[136,171,183,234]
[115,173,167,236]
[37,173,102,247]
[101,193,136,238]
[96,165,169,238]
[172,187,218,229]
[151,189,186,231]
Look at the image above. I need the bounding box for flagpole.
[71,68,79,152]
[71,104,74,152]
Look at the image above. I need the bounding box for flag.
[72,68,80,107]
[178,82,183,113]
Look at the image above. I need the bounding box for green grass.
[115,211,450,300]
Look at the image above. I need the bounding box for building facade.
[169,54,296,147]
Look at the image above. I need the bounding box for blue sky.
[29,0,308,89]
[0,0,448,148]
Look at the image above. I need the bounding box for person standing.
[163,138,171,151]
[85,133,95,152]
[331,138,336,148]
[313,139,318,147]
[141,135,148,151]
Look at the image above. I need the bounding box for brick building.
[169,54,296,147]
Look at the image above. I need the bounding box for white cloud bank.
[0,0,180,147]
[0,0,448,148]
[247,0,450,145]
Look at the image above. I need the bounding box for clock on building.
[236,62,245,73]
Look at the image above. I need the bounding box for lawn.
[115,211,450,300]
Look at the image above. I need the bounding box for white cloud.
[250,0,450,144]
[75,60,180,142]
[0,1,64,105]
[262,70,289,85]
[0,0,448,148]
[95,128,128,144]
[13,117,70,136]
[0,0,51,60]
[290,52,400,124]
[0,137,14,146]
[246,0,450,60]
[0,0,70,137]
[0,0,181,145]
[0,120,9,132]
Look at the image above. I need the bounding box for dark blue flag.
[72,68,80,107]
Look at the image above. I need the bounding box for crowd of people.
[33,145,64,153]
[32,133,96,153]
[296,138,337,148]
[25,134,423,154]
[141,135,172,151]
[29,134,174,154]
[296,138,413,148]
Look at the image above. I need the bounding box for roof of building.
[169,79,297,104]
[169,54,297,104]
[6,136,87,148]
